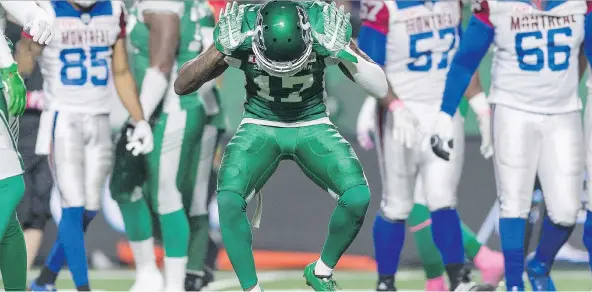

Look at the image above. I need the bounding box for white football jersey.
[359,0,462,101]
[32,1,125,114]
[477,0,588,114]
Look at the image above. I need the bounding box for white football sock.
[130,237,158,271]
[164,256,188,291]
[314,258,333,277]
[247,283,262,292]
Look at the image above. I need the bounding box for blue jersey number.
[515,27,572,72]
[408,27,457,72]
[60,46,109,86]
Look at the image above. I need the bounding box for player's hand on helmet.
[430,112,454,161]
[389,99,420,149]
[313,3,354,61]
[357,97,377,150]
[126,120,154,156]
[216,2,252,55]
[24,3,55,45]
[0,64,27,117]
[469,93,493,159]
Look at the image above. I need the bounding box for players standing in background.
[0,2,53,290]
[355,0,496,290]
[18,1,153,290]
[432,1,592,291]
[175,1,390,290]
[358,96,504,291]
[110,0,225,290]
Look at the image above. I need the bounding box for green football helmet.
[252,0,313,77]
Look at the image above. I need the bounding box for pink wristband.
[388,99,404,111]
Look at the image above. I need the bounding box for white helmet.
[72,0,97,8]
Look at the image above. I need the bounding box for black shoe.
[185,270,214,291]
[447,264,497,291]
[376,275,396,291]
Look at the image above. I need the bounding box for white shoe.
[131,267,164,292]
[555,243,589,263]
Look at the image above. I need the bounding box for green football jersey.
[127,0,216,111]
[213,1,351,123]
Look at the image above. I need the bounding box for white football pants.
[49,111,113,211]
[374,100,465,221]
[583,87,592,212]
[493,104,582,226]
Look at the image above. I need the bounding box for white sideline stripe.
[206,270,426,291]
[15,269,592,283]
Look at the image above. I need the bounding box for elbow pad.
[340,46,388,98]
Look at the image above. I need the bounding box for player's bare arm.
[579,45,587,81]
[144,12,179,75]
[464,73,484,99]
[15,37,43,78]
[112,38,144,123]
[174,44,228,96]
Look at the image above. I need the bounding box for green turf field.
[8,269,592,291]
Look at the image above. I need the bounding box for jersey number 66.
[515,27,572,72]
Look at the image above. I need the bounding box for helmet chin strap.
[71,0,97,8]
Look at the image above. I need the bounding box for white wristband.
[139,67,169,118]
[468,92,490,116]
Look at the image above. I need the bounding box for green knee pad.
[338,185,371,219]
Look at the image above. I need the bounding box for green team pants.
[111,102,219,269]
[217,122,371,289]
[0,90,27,290]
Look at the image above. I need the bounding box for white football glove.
[126,120,154,156]
[430,112,454,161]
[356,97,377,150]
[469,93,493,159]
[216,2,252,55]
[313,2,352,57]
[24,3,55,45]
[389,100,420,149]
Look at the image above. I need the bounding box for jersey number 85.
[60,46,110,86]
[515,27,572,72]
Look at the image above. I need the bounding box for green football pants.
[217,122,371,289]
